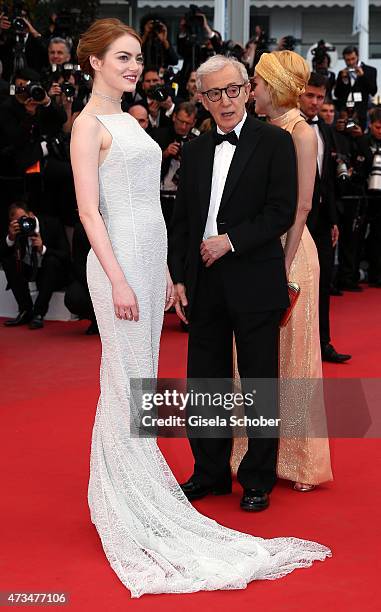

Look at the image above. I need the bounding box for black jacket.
[168,115,298,317]
[307,119,338,235]
[0,96,66,175]
[334,62,377,126]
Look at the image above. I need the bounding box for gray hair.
[48,37,71,52]
[196,55,249,91]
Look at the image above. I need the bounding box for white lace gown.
[86,112,331,598]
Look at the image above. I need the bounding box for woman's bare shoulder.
[292,119,317,149]
[72,110,101,136]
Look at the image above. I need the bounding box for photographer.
[141,14,178,69]
[177,7,222,72]
[312,41,336,98]
[127,102,150,132]
[140,66,175,129]
[351,107,381,288]
[0,67,77,228]
[334,46,377,130]
[1,201,70,329]
[151,101,198,228]
[0,5,47,80]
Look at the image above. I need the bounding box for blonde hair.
[255,50,310,108]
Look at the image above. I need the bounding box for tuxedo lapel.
[197,131,216,231]
[219,117,262,213]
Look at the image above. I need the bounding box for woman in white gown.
[70,18,331,598]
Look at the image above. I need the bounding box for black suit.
[334,63,377,129]
[307,119,338,348]
[0,215,70,317]
[169,116,298,491]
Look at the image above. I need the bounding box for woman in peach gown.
[232,51,332,491]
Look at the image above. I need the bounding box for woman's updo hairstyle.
[77,18,142,78]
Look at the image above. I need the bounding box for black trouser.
[338,196,364,286]
[312,226,334,347]
[160,192,176,230]
[2,254,67,317]
[43,158,79,227]
[366,197,381,283]
[64,279,96,322]
[187,264,281,493]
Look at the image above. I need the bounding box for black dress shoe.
[340,283,363,292]
[240,489,269,512]
[85,321,99,335]
[180,479,232,501]
[4,310,33,327]
[29,314,44,330]
[321,343,351,363]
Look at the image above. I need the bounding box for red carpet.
[1,288,380,611]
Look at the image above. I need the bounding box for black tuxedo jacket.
[168,116,298,317]
[0,214,70,265]
[307,119,338,235]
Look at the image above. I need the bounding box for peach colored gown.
[232,108,333,485]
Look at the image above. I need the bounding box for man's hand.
[174,283,188,324]
[31,233,44,253]
[24,93,50,115]
[8,220,20,242]
[200,234,232,267]
[356,65,364,77]
[148,98,160,119]
[48,82,62,97]
[21,17,41,38]
[157,23,169,48]
[163,142,180,159]
[331,224,339,247]
[0,12,11,31]
[351,124,363,138]
[160,96,174,112]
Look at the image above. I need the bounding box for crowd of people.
[0,6,380,341]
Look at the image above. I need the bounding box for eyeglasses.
[201,84,246,102]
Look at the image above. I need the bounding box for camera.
[368,150,381,192]
[147,84,169,103]
[17,215,36,236]
[151,19,164,34]
[336,157,350,182]
[14,80,46,102]
[184,4,206,46]
[348,67,357,75]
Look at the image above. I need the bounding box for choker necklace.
[92,89,122,104]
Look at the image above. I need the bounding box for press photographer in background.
[334,45,377,131]
[137,65,177,129]
[177,6,222,73]
[351,107,381,288]
[0,67,78,230]
[140,14,178,69]
[151,101,198,229]
[311,40,336,98]
[0,3,47,80]
[0,201,70,329]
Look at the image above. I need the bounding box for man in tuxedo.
[300,72,351,363]
[1,202,70,329]
[169,55,298,511]
[334,46,377,131]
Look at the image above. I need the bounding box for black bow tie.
[307,118,319,125]
[214,130,239,146]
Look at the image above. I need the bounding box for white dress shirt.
[310,115,324,177]
[203,112,247,250]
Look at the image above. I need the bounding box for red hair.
[77,18,142,78]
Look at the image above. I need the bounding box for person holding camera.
[351,107,381,288]
[151,101,197,228]
[140,65,175,128]
[140,14,178,69]
[334,46,377,131]
[177,8,222,73]
[0,67,77,228]
[0,6,47,80]
[1,201,70,328]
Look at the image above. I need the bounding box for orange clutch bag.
[280,282,300,328]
